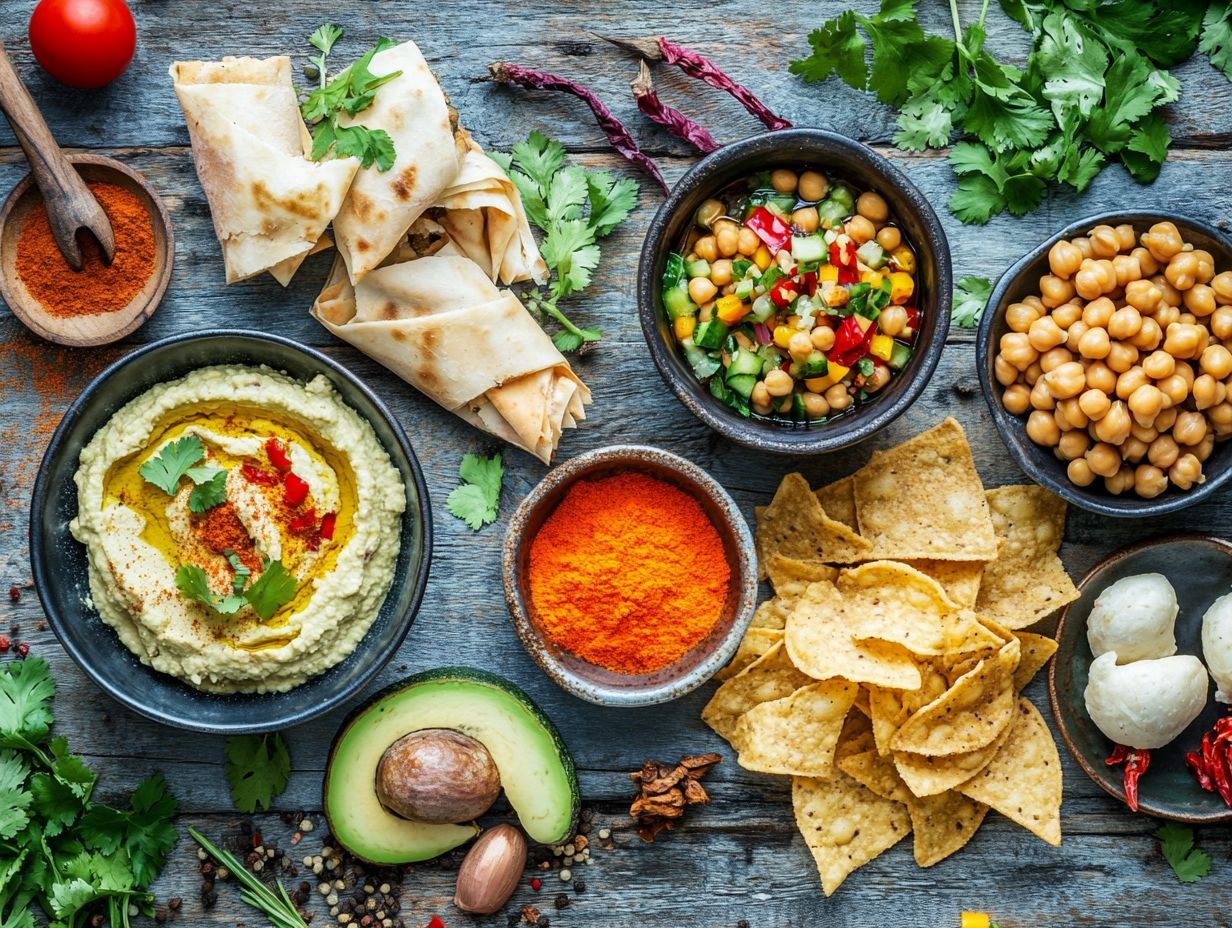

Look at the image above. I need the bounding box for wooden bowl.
[1049,533,1232,823]
[0,153,173,347]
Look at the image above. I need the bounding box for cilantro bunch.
[791,0,1232,223]
[0,658,178,928]
[492,131,639,351]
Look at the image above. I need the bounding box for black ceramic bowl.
[637,128,952,455]
[977,211,1232,517]
[1050,534,1232,824]
[30,331,432,734]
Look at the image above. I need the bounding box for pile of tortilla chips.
[702,418,1080,896]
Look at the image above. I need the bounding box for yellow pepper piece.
[674,316,697,341]
[960,913,990,928]
[891,246,916,273]
[870,333,894,361]
[773,325,795,349]
[753,244,773,271]
[818,264,840,284]
[860,269,884,288]
[715,294,749,325]
[827,361,850,383]
[853,314,874,333]
[889,271,915,304]
[804,376,830,392]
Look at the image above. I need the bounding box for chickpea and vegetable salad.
[660,167,922,423]
[995,220,1232,499]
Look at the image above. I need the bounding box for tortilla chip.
[750,597,790,630]
[716,626,783,681]
[701,643,812,743]
[758,473,872,566]
[942,610,1005,656]
[815,475,858,530]
[766,553,839,597]
[1013,632,1059,692]
[976,485,1079,629]
[733,680,858,777]
[852,686,871,718]
[957,698,1062,846]
[904,559,986,610]
[853,419,998,561]
[907,791,988,867]
[835,708,877,760]
[836,562,954,656]
[785,581,922,690]
[892,717,1015,798]
[792,773,911,896]
[890,638,1020,756]
[867,668,950,756]
[838,749,913,803]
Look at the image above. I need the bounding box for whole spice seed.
[488,61,668,193]
[601,35,790,131]
[630,61,717,153]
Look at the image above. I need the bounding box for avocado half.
[324,667,580,864]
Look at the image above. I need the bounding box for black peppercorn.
[536,917,550,928]
[573,879,586,893]
[554,893,570,910]
[738,921,750,928]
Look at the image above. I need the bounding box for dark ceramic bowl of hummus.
[30,330,433,734]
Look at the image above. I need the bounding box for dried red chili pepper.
[601,35,791,131]
[1185,710,1232,807]
[1106,744,1151,812]
[488,61,668,193]
[630,60,717,154]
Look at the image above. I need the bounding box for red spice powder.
[527,471,731,675]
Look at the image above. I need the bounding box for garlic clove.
[453,823,527,915]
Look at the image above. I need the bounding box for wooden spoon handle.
[0,42,114,269]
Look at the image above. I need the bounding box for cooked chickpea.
[1194,250,1216,284]
[688,277,718,304]
[825,383,853,411]
[999,332,1039,370]
[1058,428,1091,460]
[878,306,907,338]
[1078,388,1111,421]
[1132,317,1163,351]
[715,223,740,257]
[1155,407,1179,432]
[1074,268,1105,301]
[1027,409,1062,446]
[802,392,830,419]
[1170,454,1204,490]
[1048,240,1084,278]
[846,215,876,244]
[856,191,889,223]
[866,365,892,392]
[1023,295,1046,312]
[1087,442,1122,477]
[1078,326,1112,360]
[1185,283,1217,317]
[1132,246,1160,277]
[1155,275,1183,308]
[1112,254,1143,288]
[1132,423,1159,445]
[1052,302,1084,329]
[1003,383,1032,415]
[1174,410,1208,446]
[1107,306,1143,341]
[1115,224,1137,251]
[1202,344,1232,379]
[1116,367,1149,401]
[763,369,794,397]
[1094,401,1132,445]
[811,325,836,351]
[1090,225,1121,258]
[1142,350,1175,380]
[1127,383,1164,424]
[1040,347,1074,373]
[1044,361,1086,399]
[788,331,814,362]
[798,171,828,202]
[1106,466,1137,495]
[1164,322,1203,359]
[1134,464,1169,499]
[1166,252,1200,291]
[1025,362,1043,385]
[875,226,902,252]
[709,259,733,286]
[1106,341,1139,373]
[1125,279,1163,313]
[1147,434,1180,469]
[791,207,820,233]
[1072,236,1094,259]
[1121,435,1150,463]
[1157,373,1190,406]
[1156,304,1182,329]
[1065,320,1091,353]
[1028,316,1067,351]
[770,169,798,193]
[1212,306,1232,340]
[737,226,761,256]
[1193,374,1223,410]
[1143,221,1183,262]
[1058,398,1090,431]
[1080,297,1113,329]
[1005,302,1041,333]
[1030,377,1056,411]
[1085,360,1117,394]
[1213,272,1232,304]
[1068,458,1096,486]
[694,235,719,263]
[750,381,771,409]
[1040,275,1075,308]
[1196,434,1217,461]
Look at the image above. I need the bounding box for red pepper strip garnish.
[830,316,876,368]
[241,462,279,487]
[801,270,819,296]
[745,206,792,253]
[769,280,799,309]
[288,507,318,535]
[283,472,310,507]
[630,61,718,154]
[1106,744,1150,812]
[319,511,337,541]
[265,438,293,472]
[488,62,668,193]
[829,238,860,285]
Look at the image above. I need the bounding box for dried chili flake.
[287,508,318,535]
[488,61,668,193]
[630,60,717,154]
[1106,744,1151,812]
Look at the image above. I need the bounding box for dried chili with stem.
[1106,744,1151,812]
[487,61,668,193]
[630,60,718,154]
[1184,709,1232,807]
[599,34,791,131]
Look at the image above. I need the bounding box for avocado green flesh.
[325,671,579,864]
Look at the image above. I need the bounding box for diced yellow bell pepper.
[860,269,884,288]
[828,361,850,381]
[818,264,840,284]
[804,376,829,393]
[753,245,773,271]
[870,334,894,361]
[889,271,915,304]
[773,325,795,348]
[960,913,990,928]
[808,361,851,390]
[891,246,916,273]
[674,316,697,340]
[715,294,749,325]
[853,314,874,333]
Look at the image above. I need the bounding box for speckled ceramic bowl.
[502,445,758,706]
[1050,534,1232,824]
[637,128,952,455]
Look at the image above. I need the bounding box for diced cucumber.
[726,374,758,398]
[800,351,829,378]
[734,278,756,300]
[817,199,849,230]
[759,266,785,289]
[828,185,855,212]
[856,241,887,270]
[888,342,913,370]
[760,348,784,375]
[727,347,764,379]
[684,344,721,380]
[693,318,730,350]
[663,282,698,320]
[768,194,798,214]
[685,258,711,278]
[732,258,753,278]
[748,294,776,322]
[791,392,808,419]
[791,234,826,264]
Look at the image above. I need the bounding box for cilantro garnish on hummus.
[138,433,206,494]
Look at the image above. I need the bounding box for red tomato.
[28,0,136,89]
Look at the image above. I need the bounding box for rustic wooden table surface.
[3,2,1232,926]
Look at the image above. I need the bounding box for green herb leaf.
[331,122,397,171]
[952,275,993,327]
[0,750,31,841]
[226,550,252,595]
[1202,2,1232,77]
[138,435,205,496]
[586,172,639,236]
[446,453,504,531]
[225,734,291,814]
[79,774,178,889]
[175,564,247,616]
[301,33,402,171]
[0,656,55,750]
[1156,823,1212,883]
[789,10,868,89]
[309,23,344,56]
[244,560,298,622]
[187,468,228,514]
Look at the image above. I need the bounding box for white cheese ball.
[1084,652,1208,749]
[1202,592,1232,703]
[1086,573,1179,664]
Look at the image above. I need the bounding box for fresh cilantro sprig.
[186,466,228,514]
[790,0,1229,223]
[491,131,639,351]
[0,658,178,928]
[952,275,993,328]
[1156,823,1212,883]
[224,733,291,814]
[301,26,401,171]
[175,557,297,621]
[446,452,504,531]
[138,435,205,495]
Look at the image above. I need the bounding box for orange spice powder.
[527,471,731,675]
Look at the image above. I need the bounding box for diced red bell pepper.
[288,507,318,535]
[800,270,819,296]
[283,472,310,507]
[769,280,799,308]
[265,438,293,473]
[241,462,278,486]
[829,238,860,285]
[829,315,876,367]
[319,511,337,541]
[745,206,792,253]
[904,306,921,331]
[1106,744,1150,812]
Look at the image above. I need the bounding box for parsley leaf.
[446,453,504,531]
[1156,823,1212,883]
[175,564,247,615]
[789,10,868,89]
[187,467,228,514]
[0,656,55,750]
[175,557,295,620]
[952,275,993,328]
[224,734,291,814]
[138,435,205,496]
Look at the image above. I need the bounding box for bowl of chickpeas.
[978,211,1232,516]
[638,128,951,454]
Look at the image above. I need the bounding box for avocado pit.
[375,728,501,824]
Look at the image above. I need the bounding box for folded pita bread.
[311,254,590,463]
[331,41,464,284]
[170,56,359,284]
[433,130,547,285]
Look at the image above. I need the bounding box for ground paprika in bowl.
[502,445,758,707]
